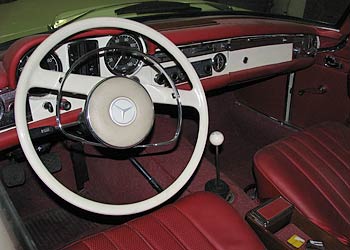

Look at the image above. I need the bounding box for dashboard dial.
[16,48,62,81]
[104,33,145,75]
[212,53,227,72]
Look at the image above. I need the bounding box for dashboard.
[0,16,318,150]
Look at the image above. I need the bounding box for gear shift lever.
[205,131,230,199]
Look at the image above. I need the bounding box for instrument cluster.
[15,32,148,82]
[13,32,318,91]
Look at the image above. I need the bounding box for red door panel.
[234,75,288,121]
[290,22,350,128]
[291,63,350,127]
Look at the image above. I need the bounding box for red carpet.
[3,114,257,249]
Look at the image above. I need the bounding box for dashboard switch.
[204,64,212,75]
[43,102,54,113]
[60,100,72,111]
[154,73,167,85]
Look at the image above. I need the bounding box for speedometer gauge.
[16,48,62,81]
[104,33,146,75]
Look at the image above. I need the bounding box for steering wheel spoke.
[26,67,64,90]
[28,68,105,96]
[143,84,201,110]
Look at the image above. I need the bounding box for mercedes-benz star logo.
[109,97,137,126]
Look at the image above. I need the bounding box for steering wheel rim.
[15,17,208,216]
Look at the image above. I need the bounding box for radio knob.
[171,72,179,82]
[154,74,167,85]
[204,64,212,75]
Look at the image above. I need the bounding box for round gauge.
[16,48,62,81]
[212,53,227,72]
[104,33,145,75]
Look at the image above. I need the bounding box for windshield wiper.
[115,1,201,15]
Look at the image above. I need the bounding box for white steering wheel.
[15,17,208,215]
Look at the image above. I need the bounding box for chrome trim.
[155,33,318,62]
[284,73,295,123]
[317,34,349,53]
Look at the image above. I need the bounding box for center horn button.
[85,77,154,148]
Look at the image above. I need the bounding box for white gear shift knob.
[209,131,224,146]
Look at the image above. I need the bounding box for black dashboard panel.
[154,39,230,63]
[0,89,32,130]
[154,59,213,85]
[68,40,100,76]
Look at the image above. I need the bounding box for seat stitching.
[81,241,92,250]
[309,128,350,166]
[125,223,155,250]
[255,156,349,242]
[281,139,350,212]
[169,205,216,250]
[273,142,350,225]
[285,137,350,212]
[102,231,122,250]
[318,126,350,152]
[292,135,350,191]
[148,213,187,250]
[304,130,350,171]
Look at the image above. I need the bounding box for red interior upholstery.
[62,192,265,250]
[254,122,350,246]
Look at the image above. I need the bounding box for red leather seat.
[254,122,350,246]
[63,192,264,250]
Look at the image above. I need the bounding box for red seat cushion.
[62,192,264,250]
[254,122,350,246]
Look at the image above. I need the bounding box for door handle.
[324,55,342,69]
[298,85,327,96]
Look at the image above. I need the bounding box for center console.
[246,197,349,250]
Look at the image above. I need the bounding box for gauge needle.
[112,56,122,70]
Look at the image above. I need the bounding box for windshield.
[220,0,350,27]
[1,0,350,45]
